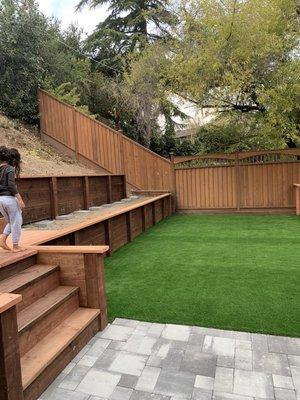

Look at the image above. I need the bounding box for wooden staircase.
[0,246,108,400]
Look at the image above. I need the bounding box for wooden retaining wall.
[38,90,173,192]
[45,195,172,254]
[14,174,126,224]
[174,150,300,212]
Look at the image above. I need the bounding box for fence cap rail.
[26,245,109,255]
[173,149,300,164]
[39,89,171,166]
[0,293,22,314]
[18,174,124,179]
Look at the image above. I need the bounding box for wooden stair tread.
[0,249,37,268]
[21,307,100,389]
[0,264,59,293]
[17,286,79,332]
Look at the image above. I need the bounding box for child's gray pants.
[0,196,22,244]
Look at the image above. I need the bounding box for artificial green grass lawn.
[104,214,300,337]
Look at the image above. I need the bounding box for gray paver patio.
[39,319,300,400]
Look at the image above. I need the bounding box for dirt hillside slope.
[0,114,99,176]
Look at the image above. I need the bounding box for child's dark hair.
[9,148,22,178]
[0,146,10,162]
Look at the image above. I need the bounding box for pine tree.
[76,0,175,76]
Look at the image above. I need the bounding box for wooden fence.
[173,149,300,212]
[37,90,300,214]
[16,174,126,224]
[38,90,173,191]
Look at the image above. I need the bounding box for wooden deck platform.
[0,194,172,268]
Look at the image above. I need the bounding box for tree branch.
[226,0,238,41]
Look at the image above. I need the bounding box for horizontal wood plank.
[0,265,59,293]
[21,307,100,389]
[0,293,22,314]
[27,246,109,255]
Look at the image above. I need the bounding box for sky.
[37,0,109,35]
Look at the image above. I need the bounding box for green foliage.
[150,130,197,157]
[194,114,285,154]
[167,0,300,145]
[0,1,94,122]
[77,0,175,76]
[257,60,300,143]
[1,0,299,156]
[45,82,96,118]
[0,0,47,122]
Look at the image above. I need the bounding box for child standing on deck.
[0,146,25,252]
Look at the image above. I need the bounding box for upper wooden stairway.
[0,246,108,400]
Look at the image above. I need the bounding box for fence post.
[83,253,108,330]
[170,153,177,212]
[122,175,127,198]
[37,88,43,138]
[235,153,241,212]
[152,202,156,225]
[50,177,58,219]
[83,176,90,210]
[141,206,146,232]
[119,133,126,177]
[126,211,132,242]
[73,109,79,161]
[295,184,300,216]
[104,219,112,256]
[0,293,24,400]
[107,176,112,204]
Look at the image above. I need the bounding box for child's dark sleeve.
[7,168,19,195]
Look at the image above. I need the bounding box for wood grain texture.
[84,254,108,330]
[27,246,109,254]
[23,317,99,400]
[39,89,173,191]
[2,195,171,267]
[0,264,58,291]
[110,214,127,251]
[294,184,300,216]
[131,208,143,239]
[18,289,79,357]
[21,308,100,389]
[13,174,125,224]
[0,304,24,400]
[37,253,87,307]
[175,162,300,212]
[0,294,22,314]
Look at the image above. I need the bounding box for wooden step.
[0,264,60,311]
[0,264,59,293]
[18,286,79,332]
[0,250,37,281]
[18,286,80,356]
[0,249,37,268]
[21,308,100,390]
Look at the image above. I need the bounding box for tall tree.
[76,0,175,76]
[0,0,46,121]
[167,0,300,145]
[0,0,92,122]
